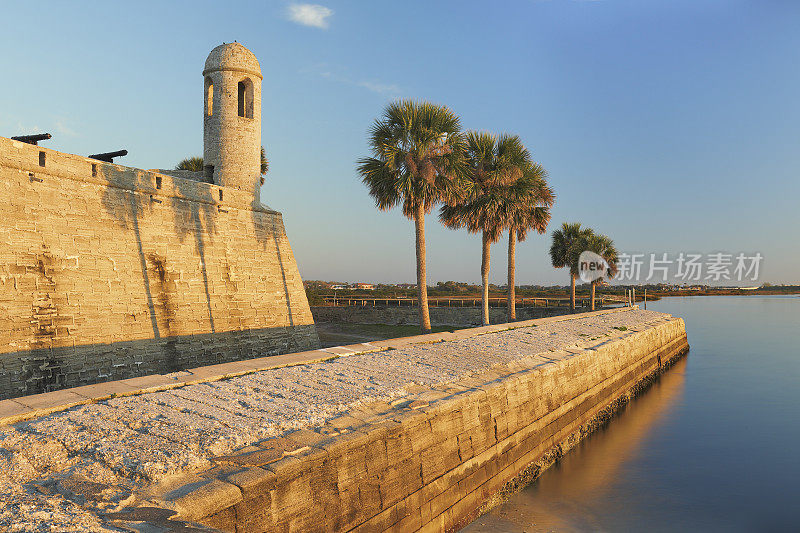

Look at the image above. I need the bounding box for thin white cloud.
[15,122,41,135]
[13,119,76,138]
[287,4,333,29]
[357,80,402,95]
[303,64,401,96]
[54,120,76,137]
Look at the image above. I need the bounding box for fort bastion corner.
[0,42,319,400]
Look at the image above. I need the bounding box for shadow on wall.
[2,324,319,400]
[100,168,162,340]
[252,208,295,327]
[3,166,319,397]
[100,167,218,340]
[172,178,217,334]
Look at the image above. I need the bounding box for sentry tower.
[203,42,263,202]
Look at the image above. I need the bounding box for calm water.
[464,296,800,532]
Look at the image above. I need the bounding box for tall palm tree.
[580,232,618,310]
[506,161,554,321]
[440,132,531,326]
[549,222,591,311]
[357,100,469,333]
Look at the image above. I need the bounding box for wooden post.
[644,289,647,310]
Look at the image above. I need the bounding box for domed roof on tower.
[203,42,262,80]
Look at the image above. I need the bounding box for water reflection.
[464,296,800,532]
[464,356,688,532]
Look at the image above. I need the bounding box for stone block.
[354,501,397,532]
[420,437,460,484]
[358,480,383,522]
[347,402,396,425]
[214,447,284,468]
[283,427,328,449]
[427,483,461,524]
[225,467,276,497]
[14,390,86,412]
[168,479,242,522]
[378,457,422,507]
[120,374,179,392]
[68,380,140,400]
[0,399,31,425]
[198,505,235,533]
[320,346,359,356]
[337,342,383,354]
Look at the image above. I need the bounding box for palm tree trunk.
[414,203,432,333]
[591,280,596,311]
[507,230,516,322]
[570,274,576,311]
[481,231,491,326]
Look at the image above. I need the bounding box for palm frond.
[176,156,204,172]
[358,100,471,219]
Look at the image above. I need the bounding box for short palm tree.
[549,222,591,311]
[176,148,269,182]
[506,161,554,321]
[357,100,469,333]
[581,232,618,310]
[260,147,269,184]
[440,132,531,326]
[176,156,204,172]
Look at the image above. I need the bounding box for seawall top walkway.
[0,308,672,531]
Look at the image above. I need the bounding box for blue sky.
[2,0,799,285]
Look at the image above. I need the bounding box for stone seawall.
[0,308,687,532]
[0,136,319,399]
[183,313,687,532]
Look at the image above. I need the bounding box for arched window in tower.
[205,77,214,116]
[237,78,254,119]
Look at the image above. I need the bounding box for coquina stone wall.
[0,136,318,399]
[167,314,687,532]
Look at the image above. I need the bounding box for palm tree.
[259,146,269,184]
[440,133,531,326]
[580,232,618,310]
[176,156,204,172]
[506,161,554,321]
[549,222,591,311]
[176,148,270,182]
[357,100,469,333]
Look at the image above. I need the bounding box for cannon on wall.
[11,133,51,146]
[88,150,128,163]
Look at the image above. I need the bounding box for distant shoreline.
[645,289,800,298]
[305,284,800,306]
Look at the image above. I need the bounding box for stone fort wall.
[0,136,319,399]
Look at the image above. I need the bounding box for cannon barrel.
[88,150,128,163]
[11,133,51,146]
